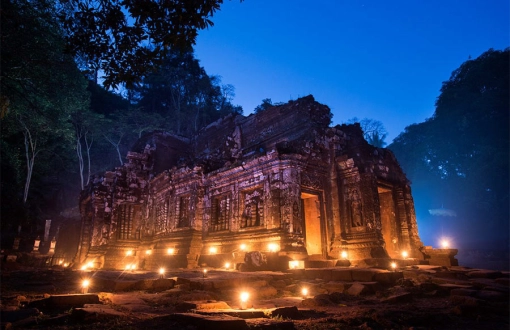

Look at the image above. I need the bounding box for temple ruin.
[77,95,431,270]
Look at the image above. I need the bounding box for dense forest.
[1,0,508,258]
[0,0,238,247]
[389,49,509,253]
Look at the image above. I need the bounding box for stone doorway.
[301,192,324,256]
[378,185,398,258]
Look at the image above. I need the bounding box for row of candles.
[78,277,310,309]
[80,238,452,271]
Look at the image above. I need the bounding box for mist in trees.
[389,49,509,253]
[0,0,240,247]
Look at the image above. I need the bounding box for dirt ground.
[1,260,508,330]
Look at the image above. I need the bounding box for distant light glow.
[81,265,87,271]
[87,261,93,268]
[63,263,69,267]
[391,262,397,270]
[301,288,308,297]
[240,244,247,251]
[341,251,348,259]
[145,249,152,255]
[167,248,175,255]
[401,251,408,259]
[441,239,449,248]
[126,250,133,256]
[159,267,165,275]
[290,260,299,269]
[209,246,218,254]
[225,262,231,269]
[82,279,90,288]
[58,260,63,265]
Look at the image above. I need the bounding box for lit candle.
[81,279,90,293]
[240,291,249,309]
[268,243,278,252]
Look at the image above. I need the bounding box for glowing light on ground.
[81,279,90,293]
[203,269,208,278]
[240,291,250,309]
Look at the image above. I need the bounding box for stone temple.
[77,95,436,271]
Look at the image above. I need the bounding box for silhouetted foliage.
[58,0,225,88]
[347,117,388,147]
[254,98,274,113]
[131,49,242,137]
[389,48,509,249]
[1,0,89,236]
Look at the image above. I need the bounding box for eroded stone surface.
[77,95,432,271]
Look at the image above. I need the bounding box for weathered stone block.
[321,281,346,293]
[169,313,249,330]
[331,269,353,281]
[351,269,375,282]
[345,282,369,296]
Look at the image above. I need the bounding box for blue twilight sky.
[195,0,509,143]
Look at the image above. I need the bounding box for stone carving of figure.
[242,204,252,227]
[350,190,363,227]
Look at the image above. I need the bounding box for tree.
[133,49,241,137]
[58,0,225,88]
[254,98,273,113]
[1,0,89,203]
[346,117,388,147]
[389,48,509,248]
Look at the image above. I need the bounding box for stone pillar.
[44,220,52,242]
[12,237,20,251]
[49,237,57,255]
[32,236,41,253]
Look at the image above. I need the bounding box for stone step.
[169,312,249,330]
